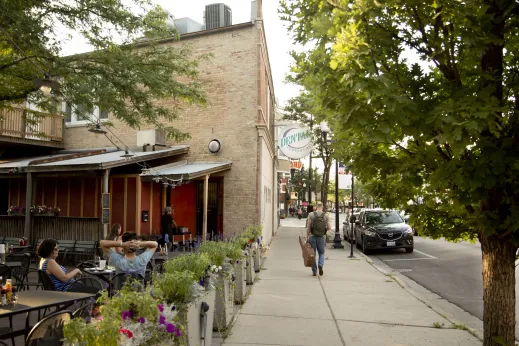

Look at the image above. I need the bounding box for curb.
[354,248,483,342]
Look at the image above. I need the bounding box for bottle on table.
[4,279,12,304]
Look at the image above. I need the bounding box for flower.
[175,329,181,337]
[121,310,132,320]
[199,278,205,287]
[137,317,146,324]
[157,304,164,312]
[159,315,166,325]
[165,323,176,333]
[119,329,133,338]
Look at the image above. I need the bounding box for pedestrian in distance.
[306,202,331,276]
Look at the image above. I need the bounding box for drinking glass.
[94,255,100,268]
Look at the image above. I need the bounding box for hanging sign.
[290,160,303,169]
[278,124,313,159]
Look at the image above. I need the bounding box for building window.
[63,103,109,125]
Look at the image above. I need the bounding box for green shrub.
[164,252,211,280]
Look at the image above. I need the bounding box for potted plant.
[7,206,25,216]
[158,253,216,346]
[31,205,60,216]
[63,283,184,345]
[227,242,247,304]
[198,241,235,331]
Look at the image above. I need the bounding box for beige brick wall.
[64,24,264,236]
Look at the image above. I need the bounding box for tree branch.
[391,140,416,157]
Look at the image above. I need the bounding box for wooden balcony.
[0,107,65,148]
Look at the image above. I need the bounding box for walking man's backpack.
[311,212,327,237]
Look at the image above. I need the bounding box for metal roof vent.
[204,3,232,30]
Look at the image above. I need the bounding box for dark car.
[354,209,414,254]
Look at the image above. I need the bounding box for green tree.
[283,93,333,207]
[0,0,206,140]
[290,166,323,204]
[280,0,519,344]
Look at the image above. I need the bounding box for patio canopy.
[0,146,189,173]
[141,161,232,180]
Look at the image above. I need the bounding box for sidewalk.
[221,225,481,346]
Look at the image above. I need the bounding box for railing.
[0,216,103,241]
[0,107,64,144]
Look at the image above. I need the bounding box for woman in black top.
[161,207,177,242]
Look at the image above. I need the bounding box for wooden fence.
[0,108,64,143]
[0,216,103,241]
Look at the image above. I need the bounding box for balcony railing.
[0,107,64,147]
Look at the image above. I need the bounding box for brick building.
[0,0,279,244]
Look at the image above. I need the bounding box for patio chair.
[25,311,71,346]
[0,264,11,280]
[37,270,55,291]
[23,268,44,291]
[66,276,104,294]
[0,339,9,345]
[110,273,145,293]
[6,253,31,290]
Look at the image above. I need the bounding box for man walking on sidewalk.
[307,202,331,276]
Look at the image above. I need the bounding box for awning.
[141,161,232,180]
[0,145,189,173]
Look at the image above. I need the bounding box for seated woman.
[100,232,157,278]
[38,239,82,291]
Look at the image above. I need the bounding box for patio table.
[4,262,21,269]
[83,268,116,285]
[0,290,94,340]
[10,246,31,254]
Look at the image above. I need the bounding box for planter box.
[253,245,261,273]
[7,212,25,216]
[245,250,255,285]
[233,259,247,304]
[213,276,234,331]
[182,289,216,346]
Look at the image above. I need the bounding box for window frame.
[63,102,109,126]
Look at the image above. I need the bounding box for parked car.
[399,210,417,236]
[343,212,360,243]
[354,209,414,254]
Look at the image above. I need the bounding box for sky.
[153,0,301,107]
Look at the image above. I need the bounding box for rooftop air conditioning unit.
[204,3,232,30]
[137,129,166,147]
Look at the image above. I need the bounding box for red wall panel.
[68,178,82,216]
[83,178,97,217]
[8,179,22,206]
[126,178,137,233]
[151,182,162,235]
[19,179,26,207]
[43,178,56,207]
[140,182,151,235]
[111,178,125,231]
[170,183,197,239]
[35,180,43,206]
[56,179,68,216]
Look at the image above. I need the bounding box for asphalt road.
[364,236,519,330]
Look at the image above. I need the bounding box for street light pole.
[348,172,355,258]
[333,160,344,249]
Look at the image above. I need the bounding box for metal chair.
[66,276,104,294]
[37,270,55,291]
[72,301,98,323]
[6,253,30,290]
[0,264,11,280]
[23,268,44,291]
[110,272,145,293]
[25,311,71,346]
[0,339,9,345]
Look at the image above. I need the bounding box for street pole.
[349,172,355,258]
[333,160,344,249]
[309,116,313,210]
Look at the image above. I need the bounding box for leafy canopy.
[279,0,519,243]
[0,0,206,140]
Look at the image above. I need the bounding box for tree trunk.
[321,162,331,211]
[480,234,516,346]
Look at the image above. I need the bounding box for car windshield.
[365,211,403,224]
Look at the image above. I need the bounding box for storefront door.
[196,181,218,238]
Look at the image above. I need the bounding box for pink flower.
[137,317,145,324]
[159,315,166,325]
[121,310,132,320]
[157,304,164,312]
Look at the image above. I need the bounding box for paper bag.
[298,236,314,268]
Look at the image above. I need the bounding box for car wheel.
[405,247,414,253]
[413,229,418,236]
[362,236,370,255]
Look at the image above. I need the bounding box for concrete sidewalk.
[222,226,481,346]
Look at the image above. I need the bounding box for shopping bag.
[299,236,314,268]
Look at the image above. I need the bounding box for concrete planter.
[253,245,261,273]
[181,289,216,346]
[245,250,255,285]
[213,275,234,331]
[233,259,247,304]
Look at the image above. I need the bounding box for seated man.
[100,232,157,278]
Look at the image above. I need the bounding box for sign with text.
[279,124,313,159]
[339,174,352,190]
[290,160,303,170]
